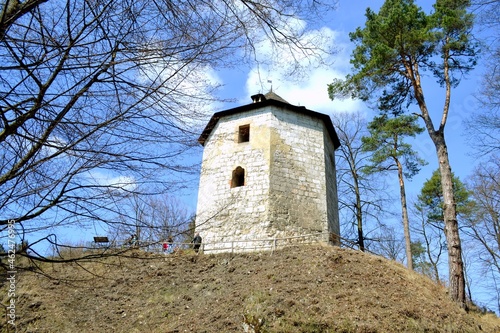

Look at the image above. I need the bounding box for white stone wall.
[195,106,339,253]
[268,107,330,241]
[195,109,272,252]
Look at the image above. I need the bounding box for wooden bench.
[93,236,110,248]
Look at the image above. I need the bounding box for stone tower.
[195,91,340,253]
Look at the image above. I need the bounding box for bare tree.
[330,111,392,252]
[463,157,500,312]
[369,225,406,262]
[0,0,337,261]
[410,199,445,283]
[111,193,191,250]
[471,0,500,134]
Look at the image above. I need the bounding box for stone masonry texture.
[195,97,340,253]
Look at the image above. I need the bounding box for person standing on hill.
[167,236,174,254]
[162,239,169,254]
[192,233,202,254]
[128,233,138,248]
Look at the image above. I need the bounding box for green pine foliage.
[417,169,474,223]
[328,0,478,113]
[361,114,427,178]
[411,240,435,278]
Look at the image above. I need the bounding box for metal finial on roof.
[267,80,272,92]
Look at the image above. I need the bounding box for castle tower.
[195,92,340,253]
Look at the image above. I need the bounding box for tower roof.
[263,91,289,103]
[198,92,340,149]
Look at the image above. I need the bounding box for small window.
[238,124,250,143]
[231,166,245,188]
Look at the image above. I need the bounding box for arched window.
[231,166,245,188]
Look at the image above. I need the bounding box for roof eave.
[198,99,340,150]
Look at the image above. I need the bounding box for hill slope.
[1,245,499,332]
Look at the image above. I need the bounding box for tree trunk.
[352,163,365,252]
[396,159,413,270]
[434,133,467,309]
[410,60,466,308]
[354,180,365,252]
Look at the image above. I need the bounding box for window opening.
[231,166,245,188]
[238,124,250,143]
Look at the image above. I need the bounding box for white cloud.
[138,53,223,128]
[244,21,363,114]
[86,170,137,192]
[163,64,224,127]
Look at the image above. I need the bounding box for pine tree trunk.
[434,133,467,309]
[411,61,466,308]
[396,159,413,271]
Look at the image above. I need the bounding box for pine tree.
[329,0,478,307]
[362,114,426,270]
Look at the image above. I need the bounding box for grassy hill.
[1,244,499,332]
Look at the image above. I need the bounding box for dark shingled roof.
[264,91,289,103]
[198,92,340,149]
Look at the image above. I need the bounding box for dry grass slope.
[1,245,499,333]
